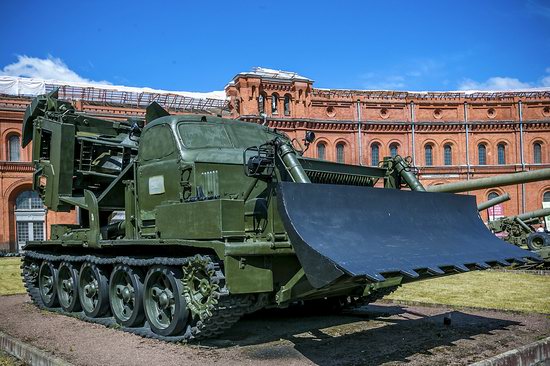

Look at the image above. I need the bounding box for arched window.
[336,143,345,163]
[16,190,44,210]
[371,144,380,166]
[271,94,279,114]
[14,190,45,252]
[534,142,542,164]
[444,144,452,165]
[284,94,291,116]
[478,144,487,165]
[389,143,399,158]
[317,143,326,160]
[424,144,433,166]
[497,143,506,165]
[8,135,21,161]
[487,191,504,220]
[258,93,265,114]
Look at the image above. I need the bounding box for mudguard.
[277,182,539,288]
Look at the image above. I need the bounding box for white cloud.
[0,55,111,84]
[458,70,550,91]
[360,73,407,90]
[458,77,532,91]
[0,55,226,99]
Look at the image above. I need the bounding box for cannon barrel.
[477,193,510,211]
[426,168,550,193]
[516,208,550,221]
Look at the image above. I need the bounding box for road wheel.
[79,262,110,318]
[38,261,59,308]
[109,264,145,327]
[57,262,82,312]
[143,265,188,336]
[527,232,550,251]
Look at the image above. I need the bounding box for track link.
[21,250,254,342]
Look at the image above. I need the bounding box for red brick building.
[1,69,549,252]
[225,68,550,221]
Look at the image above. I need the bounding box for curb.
[470,336,550,366]
[0,331,72,366]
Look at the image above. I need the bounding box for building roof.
[228,67,313,86]
[0,76,229,113]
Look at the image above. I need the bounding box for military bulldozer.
[20,91,542,341]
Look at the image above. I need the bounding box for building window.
[389,143,399,158]
[258,94,265,114]
[336,143,345,163]
[271,94,279,114]
[14,190,45,252]
[371,144,380,166]
[488,192,499,200]
[478,144,487,165]
[16,190,44,210]
[424,144,433,166]
[284,95,291,116]
[444,144,452,165]
[8,135,21,161]
[544,191,550,203]
[534,142,542,164]
[497,143,506,165]
[317,143,326,160]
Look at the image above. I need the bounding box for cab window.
[140,125,176,160]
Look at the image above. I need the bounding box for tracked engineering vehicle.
[21,91,541,341]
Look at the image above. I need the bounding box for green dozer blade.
[277,182,539,288]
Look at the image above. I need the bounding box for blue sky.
[1,0,549,92]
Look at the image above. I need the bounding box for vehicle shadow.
[202,303,519,365]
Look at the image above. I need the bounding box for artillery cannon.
[19,91,536,341]
[477,193,511,212]
[488,208,550,259]
[426,169,550,193]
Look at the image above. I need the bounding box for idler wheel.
[143,265,188,336]
[109,264,145,327]
[57,262,82,312]
[38,261,59,308]
[79,262,110,318]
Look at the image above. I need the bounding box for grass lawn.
[0,351,23,366]
[0,258,25,296]
[1,257,548,314]
[386,270,550,314]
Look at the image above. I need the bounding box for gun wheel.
[182,255,221,322]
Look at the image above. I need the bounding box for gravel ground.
[0,294,549,366]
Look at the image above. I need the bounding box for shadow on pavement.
[204,304,519,365]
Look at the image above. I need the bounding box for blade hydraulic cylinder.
[274,138,311,184]
[393,155,425,191]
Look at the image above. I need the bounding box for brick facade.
[225,68,550,221]
[1,69,549,251]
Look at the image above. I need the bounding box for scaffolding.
[46,84,229,114]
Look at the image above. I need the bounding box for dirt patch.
[0,294,549,366]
